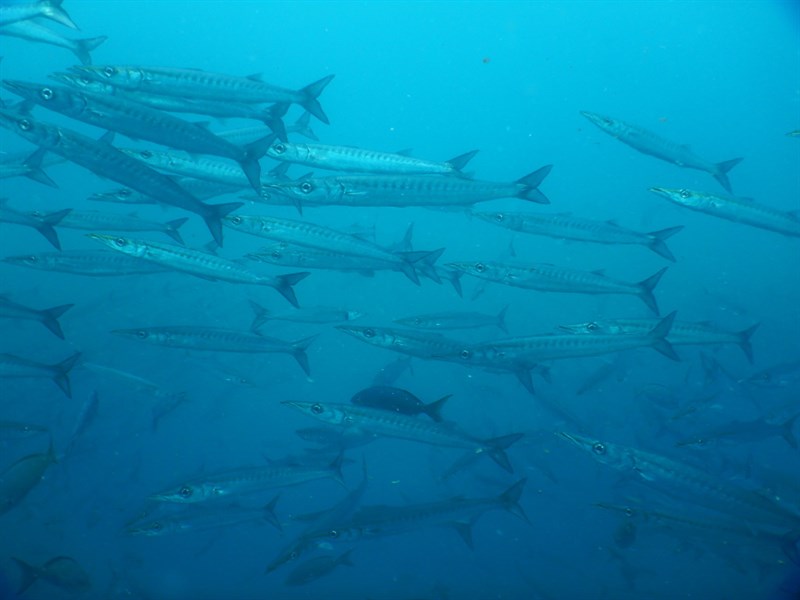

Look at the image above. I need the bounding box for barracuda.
[0,199,70,250]
[473,210,684,261]
[447,260,668,314]
[3,249,170,276]
[0,440,57,517]
[0,352,80,398]
[650,187,800,238]
[0,0,77,29]
[266,141,477,176]
[111,326,317,376]
[0,109,241,245]
[558,432,800,531]
[0,21,106,66]
[394,306,509,333]
[283,400,523,473]
[0,295,73,340]
[71,65,335,124]
[127,499,281,536]
[87,234,309,307]
[225,214,443,285]
[581,111,742,192]
[150,454,343,504]
[2,80,270,191]
[31,209,188,245]
[254,164,552,211]
[559,317,759,363]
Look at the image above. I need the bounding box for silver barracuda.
[87,234,309,307]
[394,306,508,333]
[30,209,189,244]
[473,210,684,262]
[217,112,318,145]
[0,440,57,516]
[70,65,335,124]
[447,260,668,315]
[283,400,524,473]
[675,413,799,450]
[300,479,528,548]
[0,21,105,65]
[11,556,91,596]
[650,187,800,238]
[90,179,241,205]
[0,295,73,339]
[126,499,281,536]
[558,431,800,531]
[2,80,270,191]
[51,72,287,138]
[0,352,80,398]
[285,550,354,587]
[225,214,444,285]
[438,311,679,365]
[248,300,363,328]
[581,111,742,192]
[558,317,759,363]
[0,421,49,441]
[0,109,241,246]
[111,326,317,376]
[0,148,61,187]
[252,164,552,211]
[3,249,170,276]
[0,0,77,28]
[0,198,70,250]
[350,386,450,422]
[266,141,478,176]
[150,454,343,503]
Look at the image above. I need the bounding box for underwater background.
[1,1,799,598]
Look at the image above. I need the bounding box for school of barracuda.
[1,1,799,598]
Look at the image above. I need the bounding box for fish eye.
[289,551,298,560]
[80,76,91,85]
[328,529,339,539]
[136,330,148,339]
[494,213,504,222]
[114,237,127,247]
[151,522,163,531]
[40,88,54,101]
[679,189,690,199]
[26,255,38,263]
[103,66,116,78]
[300,182,313,193]
[460,349,471,359]
[311,403,324,415]
[624,508,635,518]
[474,262,485,273]
[179,486,193,498]
[230,215,242,225]
[363,328,375,338]
[270,249,282,259]
[140,150,152,159]
[587,322,600,331]
[273,144,286,154]
[18,118,32,131]
[592,442,606,455]
[119,189,131,197]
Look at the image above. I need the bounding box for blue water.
[1,1,799,598]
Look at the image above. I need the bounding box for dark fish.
[12,556,91,595]
[350,386,450,422]
[285,549,354,586]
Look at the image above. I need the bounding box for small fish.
[0,439,57,516]
[0,294,73,339]
[0,421,49,441]
[285,549,354,586]
[0,0,78,29]
[0,20,106,65]
[350,386,450,422]
[0,352,81,397]
[0,198,70,250]
[249,300,363,328]
[394,306,508,333]
[3,249,170,276]
[12,556,91,596]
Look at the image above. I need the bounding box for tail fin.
[515,164,552,204]
[23,148,57,187]
[496,305,509,333]
[299,74,335,124]
[444,269,463,297]
[736,323,759,364]
[39,303,74,340]
[37,208,71,250]
[484,432,525,472]
[327,451,346,486]
[248,299,271,331]
[271,272,310,308]
[42,0,79,29]
[202,201,243,246]
[647,226,684,262]
[51,352,81,398]
[239,136,273,191]
[163,217,189,245]
[290,334,318,376]
[291,111,318,141]
[780,414,799,449]
[263,495,283,531]
[12,557,39,595]
[781,530,800,566]
[423,394,451,423]
[71,36,108,66]
[713,157,743,193]
[261,103,289,141]
[497,478,530,523]
[647,311,679,361]
[445,149,479,174]
[515,367,536,395]
[398,248,445,284]
[391,222,414,253]
[636,266,668,315]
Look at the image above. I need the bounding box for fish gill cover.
[0,1,799,599]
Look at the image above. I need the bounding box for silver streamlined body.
[2,249,170,276]
[581,111,742,192]
[0,295,73,339]
[447,260,668,315]
[474,210,684,262]
[126,500,282,536]
[0,352,81,398]
[0,0,78,29]
[0,199,70,250]
[112,326,317,376]
[87,234,309,307]
[0,21,106,65]
[266,141,478,176]
[31,209,189,244]
[650,188,800,238]
[0,108,241,246]
[394,307,509,333]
